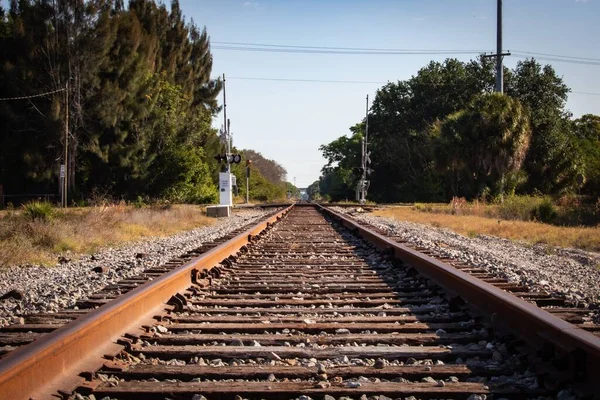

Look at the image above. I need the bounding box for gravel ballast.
[333,207,600,310]
[0,208,273,326]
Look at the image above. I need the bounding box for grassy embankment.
[0,203,215,267]
[375,198,600,252]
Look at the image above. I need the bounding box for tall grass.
[412,195,599,227]
[0,204,215,267]
[377,205,600,252]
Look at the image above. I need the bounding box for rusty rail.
[0,205,292,400]
[77,205,548,399]
[320,205,600,387]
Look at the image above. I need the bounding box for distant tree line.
[0,0,292,204]
[312,57,600,203]
[229,149,289,202]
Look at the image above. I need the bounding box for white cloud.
[243,1,259,7]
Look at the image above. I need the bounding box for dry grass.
[0,204,215,267]
[374,207,600,252]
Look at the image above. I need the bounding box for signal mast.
[356,95,371,204]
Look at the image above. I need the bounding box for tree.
[505,59,581,194]
[0,0,223,203]
[573,114,600,196]
[151,146,217,203]
[318,129,363,201]
[229,160,286,202]
[242,149,286,184]
[434,93,532,199]
[286,182,300,198]
[306,180,321,201]
[364,57,497,202]
[319,57,582,202]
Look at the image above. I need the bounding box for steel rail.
[319,205,600,387]
[0,205,292,400]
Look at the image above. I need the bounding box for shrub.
[532,198,557,223]
[22,202,57,222]
[414,203,434,213]
[497,196,540,221]
[152,147,218,204]
[450,197,467,215]
[133,196,147,209]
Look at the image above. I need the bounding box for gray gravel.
[333,207,600,309]
[0,209,272,326]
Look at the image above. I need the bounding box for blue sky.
[186,1,597,187]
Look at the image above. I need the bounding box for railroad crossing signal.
[214,154,242,164]
[354,167,374,176]
[357,94,371,204]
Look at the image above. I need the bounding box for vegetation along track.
[1,205,600,399]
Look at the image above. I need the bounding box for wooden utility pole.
[484,0,510,93]
[223,73,227,137]
[63,81,69,208]
[496,0,504,93]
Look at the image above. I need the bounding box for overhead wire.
[227,77,387,84]
[212,46,483,56]
[212,41,490,54]
[0,87,66,101]
[226,76,600,96]
[510,50,600,62]
[211,41,600,66]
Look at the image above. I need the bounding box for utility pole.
[218,73,233,207]
[63,81,69,208]
[484,0,510,93]
[496,0,504,93]
[227,119,231,173]
[245,159,252,204]
[223,73,227,136]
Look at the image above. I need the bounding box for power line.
[214,46,600,65]
[212,46,483,56]
[212,45,486,56]
[572,91,600,96]
[226,76,600,95]
[512,54,600,66]
[212,41,490,53]
[0,87,66,101]
[228,77,386,84]
[212,41,600,66]
[512,50,600,62]
[212,41,600,65]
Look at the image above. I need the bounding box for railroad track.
[331,207,600,332]
[0,208,283,358]
[0,204,599,399]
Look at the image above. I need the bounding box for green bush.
[22,201,57,222]
[497,195,559,223]
[133,196,147,209]
[533,198,557,223]
[151,147,218,204]
[497,196,538,221]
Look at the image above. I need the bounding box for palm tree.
[435,93,532,199]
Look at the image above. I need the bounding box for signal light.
[214,154,242,164]
[228,154,242,164]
